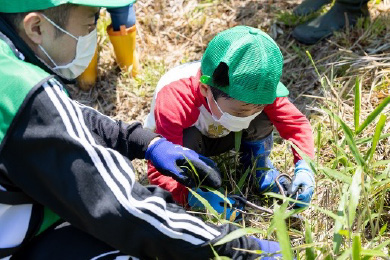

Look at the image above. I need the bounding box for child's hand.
[289,160,315,208]
[145,138,222,189]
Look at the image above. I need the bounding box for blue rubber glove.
[107,4,136,31]
[289,160,315,208]
[257,159,289,193]
[250,237,282,259]
[188,189,244,221]
[145,138,222,188]
[241,135,289,194]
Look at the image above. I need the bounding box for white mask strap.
[211,95,226,115]
[41,14,78,41]
[39,45,58,67]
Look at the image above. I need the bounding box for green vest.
[0,38,61,235]
[0,38,49,146]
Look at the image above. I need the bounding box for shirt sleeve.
[0,79,261,259]
[74,99,157,160]
[148,80,201,205]
[264,97,315,163]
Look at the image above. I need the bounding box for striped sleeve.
[2,79,221,259]
[2,79,262,259]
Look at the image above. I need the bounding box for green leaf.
[188,188,219,218]
[234,167,250,194]
[213,228,265,246]
[352,234,361,260]
[337,248,352,260]
[321,167,352,184]
[365,113,387,163]
[348,167,362,227]
[355,133,390,145]
[372,160,390,167]
[379,223,387,235]
[201,187,233,208]
[323,109,365,166]
[234,131,242,153]
[305,220,316,260]
[354,77,361,132]
[209,244,232,260]
[182,155,200,185]
[361,249,388,257]
[290,143,318,175]
[273,203,294,260]
[333,184,349,254]
[356,96,390,135]
[265,193,345,224]
[372,239,390,251]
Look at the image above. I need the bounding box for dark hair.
[1,4,75,38]
[210,62,233,100]
[210,61,265,109]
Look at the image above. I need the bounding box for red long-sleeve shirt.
[144,62,314,205]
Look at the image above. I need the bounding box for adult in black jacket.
[0,1,281,259]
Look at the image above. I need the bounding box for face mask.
[39,14,97,80]
[207,96,263,132]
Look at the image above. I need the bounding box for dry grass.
[68,0,390,257]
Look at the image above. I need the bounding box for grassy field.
[69,0,390,258]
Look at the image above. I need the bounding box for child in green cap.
[145,25,316,219]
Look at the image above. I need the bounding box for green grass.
[78,2,390,259]
[187,54,390,259]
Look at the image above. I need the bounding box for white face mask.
[39,14,97,80]
[207,96,263,132]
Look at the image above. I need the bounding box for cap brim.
[70,0,136,8]
[276,82,289,97]
[0,0,136,13]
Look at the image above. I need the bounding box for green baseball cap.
[200,26,289,105]
[0,0,136,13]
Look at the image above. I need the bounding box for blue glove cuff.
[145,138,166,160]
[295,160,314,182]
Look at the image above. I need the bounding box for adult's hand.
[250,237,282,260]
[145,138,222,188]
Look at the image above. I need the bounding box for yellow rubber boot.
[107,24,139,77]
[77,48,99,91]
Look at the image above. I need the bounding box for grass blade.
[188,188,219,217]
[234,131,242,153]
[355,133,390,145]
[209,244,232,260]
[352,234,362,260]
[348,167,362,227]
[323,108,365,166]
[234,167,250,194]
[372,160,390,167]
[213,227,265,246]
[201,187,233,208]
[356,96,390,135]
[265,193,346,224]
[365,113,387,163]
[333,184,348,254]
[321,167,352,184]
[354,77,361,132]
[273,203,294,260]
[305,220,316,260]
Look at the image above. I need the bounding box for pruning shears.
[229,174,303,216]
